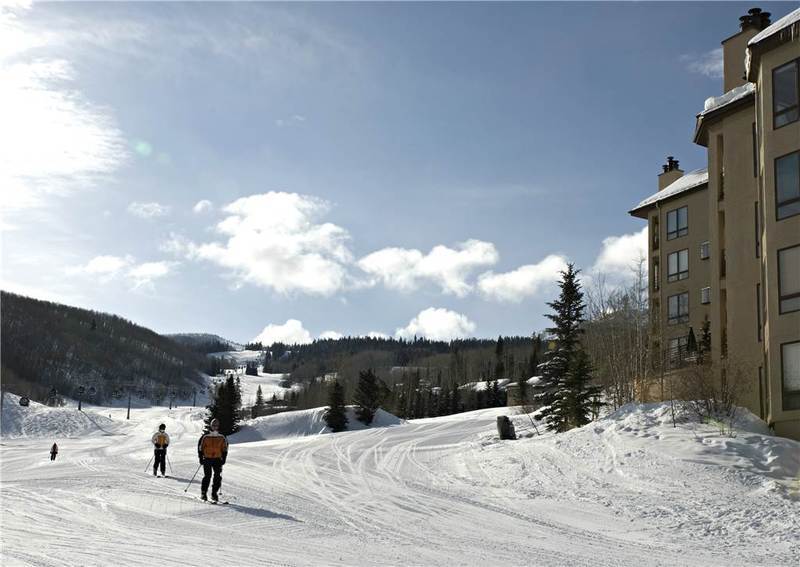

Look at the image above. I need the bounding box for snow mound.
[1,394,117,439]
[232,406,402,443]
[701,82,755,114]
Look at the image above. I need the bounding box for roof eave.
[693,93,755,147]
[628,182,709,218]
[747,18,800,81]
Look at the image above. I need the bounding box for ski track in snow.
[1,394,799,566]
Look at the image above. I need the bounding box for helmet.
[159,423,166,431]
[210,418,220,430]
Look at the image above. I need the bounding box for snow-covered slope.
[1,400,797,566]
[236,371,293,405]
[0,394,118,439]
[233,406,402,443]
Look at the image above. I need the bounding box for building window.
[752,122,758,177]
[754,202,761,258]
[667,249,689,282]
[652,258,660,292]
[668,336,689,369]
[757,283,763,342]
[652,216,659,250]
[668,292,689,325]
[776,151,800,220]
[700,287,711,305]
[666,206,688,240]
[778,244,800,314]
[700,241,710,260]
[774,58,799,129]
[782,341,800,411]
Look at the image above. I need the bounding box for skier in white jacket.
[151,424,170,477]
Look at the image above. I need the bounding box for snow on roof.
[748,7,800,46]
[701,83,755,115]
[629,168,709,213]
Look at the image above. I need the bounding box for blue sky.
[2,1,796,344]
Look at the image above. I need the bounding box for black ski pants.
[201,459,223,496]
[154,448,167,475]
[50,452,57,461]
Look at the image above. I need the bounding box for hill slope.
[1,291,206,404]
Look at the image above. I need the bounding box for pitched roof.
[748,7,800,46]
[628,168,709,214]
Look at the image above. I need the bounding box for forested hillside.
[1,292,207,404]
[167,333,243,354]
[254,334,546,416]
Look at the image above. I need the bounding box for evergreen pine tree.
[532,263,588,432]
[491,379,501,407]
[450,382,460,414]
[494,336,505,379]
[563,350,603,428]
[205,375,241,435]
[354,368,382,425]
[323,381,348,432]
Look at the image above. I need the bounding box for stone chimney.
[658,156,683,191]
[722,7,771,92]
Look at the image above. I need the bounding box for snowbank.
[473,402,800,545]
[232,406,402,443]
[1,393,117,439]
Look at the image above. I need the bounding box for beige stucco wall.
[705,105,764,417]
[754,39,800,433]
[647,186,712,391]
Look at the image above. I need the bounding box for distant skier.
[151,423,170,477]
[197,418,228,502]
[50,442,58,461]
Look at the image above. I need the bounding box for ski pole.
[184,463,202,492]
[144,454,154,473]
[167,453,174,475]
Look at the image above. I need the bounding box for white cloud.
[252,319,313,346]
[682,48,723,79]
[366,331,389,339]
[477,254,568,303]
[275,114,307,127]
[192,199,213,214]
[128,261,178,290]
[127,201,171,219]
[319,330,344,340]
[591,227,647,280]
[67,255,177,290]
[0,47,127,226]
[395,307,476,341]
[173,192,353,296]
[358,240,498,297]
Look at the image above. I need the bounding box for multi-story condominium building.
[629,7,800,440]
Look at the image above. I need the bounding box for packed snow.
[1,393,798,566]
[701,82,755,115]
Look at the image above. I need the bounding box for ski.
[197,497,229,505]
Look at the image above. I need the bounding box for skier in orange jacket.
[197,418,228,502]
[151,424,170,477]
